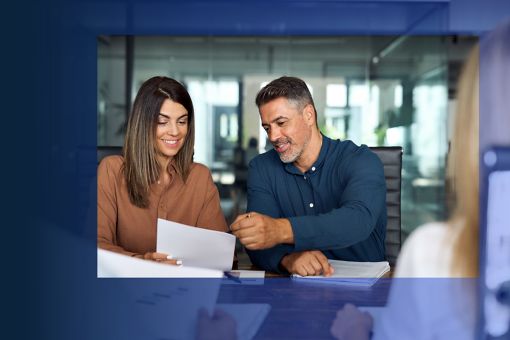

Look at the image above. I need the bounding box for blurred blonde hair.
[447,45,479,277]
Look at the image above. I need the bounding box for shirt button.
[304,176,307,180]
[312,167,316,171]
[309,203,314,208]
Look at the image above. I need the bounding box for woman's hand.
[143,252,181,265]
[330,303,373,340]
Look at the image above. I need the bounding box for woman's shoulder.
[395,222,453,277]
[406,222,450,244]
[189,162,211,174]
[187,162,214,182]
[98,155,124,176]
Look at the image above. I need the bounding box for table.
[217,277,392,339]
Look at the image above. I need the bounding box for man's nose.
[268,128,281,142]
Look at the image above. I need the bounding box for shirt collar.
[283,134,330,175]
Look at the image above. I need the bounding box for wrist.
[280,254,290,271]
[277,218,294,244]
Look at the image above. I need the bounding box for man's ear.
[303,104,315,126]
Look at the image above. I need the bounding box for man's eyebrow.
[261,116,288,126]
[271,116,288,123]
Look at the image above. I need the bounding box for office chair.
[97,146,123,164]
[369,146,403,267]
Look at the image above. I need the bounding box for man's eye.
[277,121,286,126]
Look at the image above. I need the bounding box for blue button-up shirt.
[246,135,387,273]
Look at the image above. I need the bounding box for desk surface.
[217,277,391,339]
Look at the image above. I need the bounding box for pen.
[224,271,242,283]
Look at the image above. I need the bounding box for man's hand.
[280,250,334,276]
[230,212,293,250]
[330,303,373,340]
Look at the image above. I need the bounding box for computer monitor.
[479,146,510,339]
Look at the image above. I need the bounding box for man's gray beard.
[278,139,309,163]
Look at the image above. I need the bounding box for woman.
[331,41,481,340]
[331,20,510,340]
[98,76,228,264]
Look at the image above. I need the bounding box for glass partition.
[97,35,477,238]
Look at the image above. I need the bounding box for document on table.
[97,248,224,278]
[156,218,236,271]
[222,270,265,285]
[291,260,390,287]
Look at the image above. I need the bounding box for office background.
[98,34,476,245]
[7,0,509,339]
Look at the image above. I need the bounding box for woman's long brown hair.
[123,76,195,208]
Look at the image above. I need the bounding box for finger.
[231,212,253,227]
[296,266,308,277]
[230,214,245,229]
[230,217,254,232]
[233,225,260,239]
[160,259,181,265]
[240,238,260,250]
[302,263,315,276]
[316,254,333,276]
[310,258,323,275]
[151,252,170,260]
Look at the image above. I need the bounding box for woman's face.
[155,98,189,163]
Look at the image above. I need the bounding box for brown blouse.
[97,155,228,258]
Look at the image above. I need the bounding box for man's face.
[260,97,313,164]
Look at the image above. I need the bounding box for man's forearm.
[275,218,294,244]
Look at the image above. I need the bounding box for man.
[230,76,386,276]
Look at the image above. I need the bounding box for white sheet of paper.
[97,248,223,278]
[156,218,236,271]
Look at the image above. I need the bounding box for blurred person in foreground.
[331,20,510,340]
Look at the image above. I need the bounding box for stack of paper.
[291,259,390,287]
[156,218,236,271]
